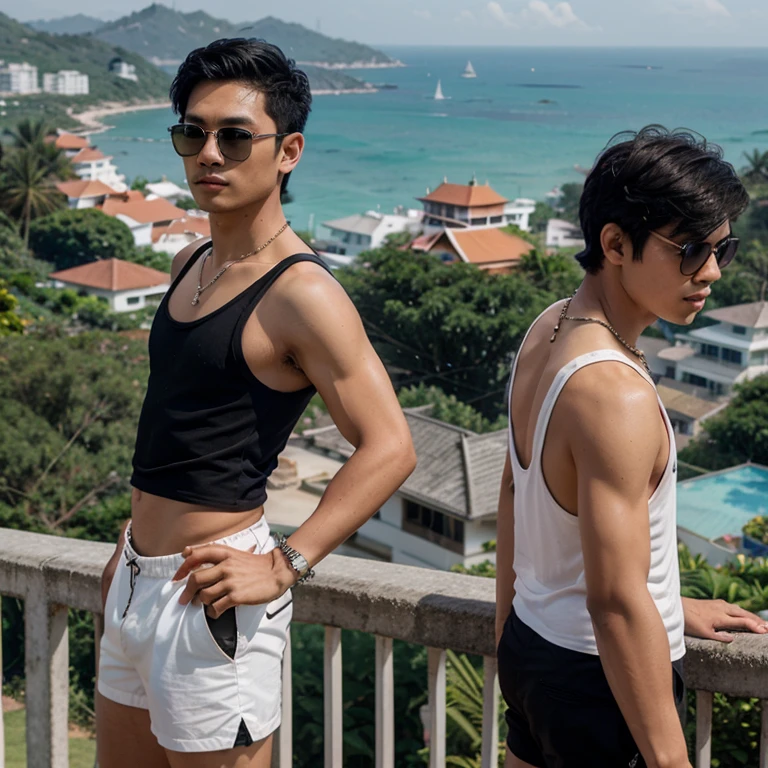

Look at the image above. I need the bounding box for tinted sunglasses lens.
[717,238,739,270]
[171,125,205,156]
[680,243,712,276]
[217,128,253,161]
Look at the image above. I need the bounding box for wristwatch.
[273,533,315,584]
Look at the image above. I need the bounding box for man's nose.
[197,132,224,166]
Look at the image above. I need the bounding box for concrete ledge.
[2,528,768,695]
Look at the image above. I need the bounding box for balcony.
[2,527,768,768]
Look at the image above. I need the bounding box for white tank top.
[508,313,685,661]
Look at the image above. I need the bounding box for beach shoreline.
[69,88,378,134]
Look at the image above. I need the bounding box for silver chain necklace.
[550,294,651,376]
[192,222,289,306]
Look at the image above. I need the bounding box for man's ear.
[278,133,304,175]
[600,223,626,267]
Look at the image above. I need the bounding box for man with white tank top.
[496,126,768,768]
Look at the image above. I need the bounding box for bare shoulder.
[171,237,210,281]
[271,258,356,318]
[559,361,661,444]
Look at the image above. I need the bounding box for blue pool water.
[677,465,768,542]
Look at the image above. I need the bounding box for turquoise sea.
[94,46,768,234]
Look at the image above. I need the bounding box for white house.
[145,180,194,205]
[0,62,38,94]
[109,58,138,82]
[151,215,211,255]
[662,300,768,396]
[418,177,535,233]
[49,259,170,313]
[42,70,89,96]
[307,409,506,570]
[70,147,127,192]
[50,131,91,158]
[546,218,585,249]
[56,180,119,210]
[101,194,188,247]
[320,208,423,263]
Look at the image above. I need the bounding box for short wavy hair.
[576,125,749,274]
[170,38,312,193]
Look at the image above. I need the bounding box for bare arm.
[495,452,515,648]
[282,270,417,567]
[568,365,691,768]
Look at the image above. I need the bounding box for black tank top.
[131,243,332,510]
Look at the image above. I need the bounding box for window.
[732,325,747,335]
[126,296,141,306]
[682,372,708,388]
[470,217,487,226]
[665,366,676,379]
[490,215,503,224]
[402,500,464,554]
[721,348,742,365]
[700,344,719,358]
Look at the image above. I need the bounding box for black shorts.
[497,607,686,768]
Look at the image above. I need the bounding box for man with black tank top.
[95,39,416,767]
[495,127,768,768]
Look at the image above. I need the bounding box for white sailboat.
[461,60,477,79]
[434,79,446,100]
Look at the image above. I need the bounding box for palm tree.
[741,240,768,302]
[0,145,66,247]
[3,118,74,180]
[741,149,768,184]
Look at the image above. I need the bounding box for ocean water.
[93,46,768,234]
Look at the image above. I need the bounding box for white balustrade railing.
[2,528,768,768]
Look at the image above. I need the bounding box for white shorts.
[97,517,293,753]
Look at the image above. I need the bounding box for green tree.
[680,375,768,470]
[528,201,552,234]
[28,208,136,269]
[517,249,582,297]
[741,149,768,185]
[338,246,554,419]
[3,118,74,181]
[0,280,24,335]
[0,145,67,247]
[398,384,507,433]
[557,182,583,225]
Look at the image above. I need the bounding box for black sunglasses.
[168,124,288,163]
[648,229,739,276]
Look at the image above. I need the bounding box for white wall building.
[49,259,170,313]
[109,58,138,82]
[663,301,768,396]
[546,218,585,249]
[70,148,126,192]
[503,198,536,232]
[42,70,89,96]
[320,208,423,263]
[0,62,39,94]
[308,409,506,570]
[102,194,189,248]
[56,180,119,210]
[145,180,194,205]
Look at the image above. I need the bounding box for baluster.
[324,626,342,767]
[481,656,499,768]
[695,690,713,768]
[271,630,293,768]
[375,635,394,768]
[427,647,446,768]
[0,595,4,768]
[24,591,68,768]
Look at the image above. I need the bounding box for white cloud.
[487,1,589,30]
[675,0,731,17]
[456,9,477,22]
[523,1,589,28]
[487,1,517,27]
[412,9,432,19]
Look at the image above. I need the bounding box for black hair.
[170,38,312,194]
[576,125,749,274]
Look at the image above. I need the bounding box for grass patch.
[3,708,96,767]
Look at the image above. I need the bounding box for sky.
[4,0,768,47]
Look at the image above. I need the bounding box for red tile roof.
[56,180,119,199]
[50,258,170,292]
[52,133,90,151]
[418,181,508,208]
[151,217,211,242]
[443,227,532,266]
[101,196,186,224]
[71,147,107,163]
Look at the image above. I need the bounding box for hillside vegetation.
[92,5,395,66]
